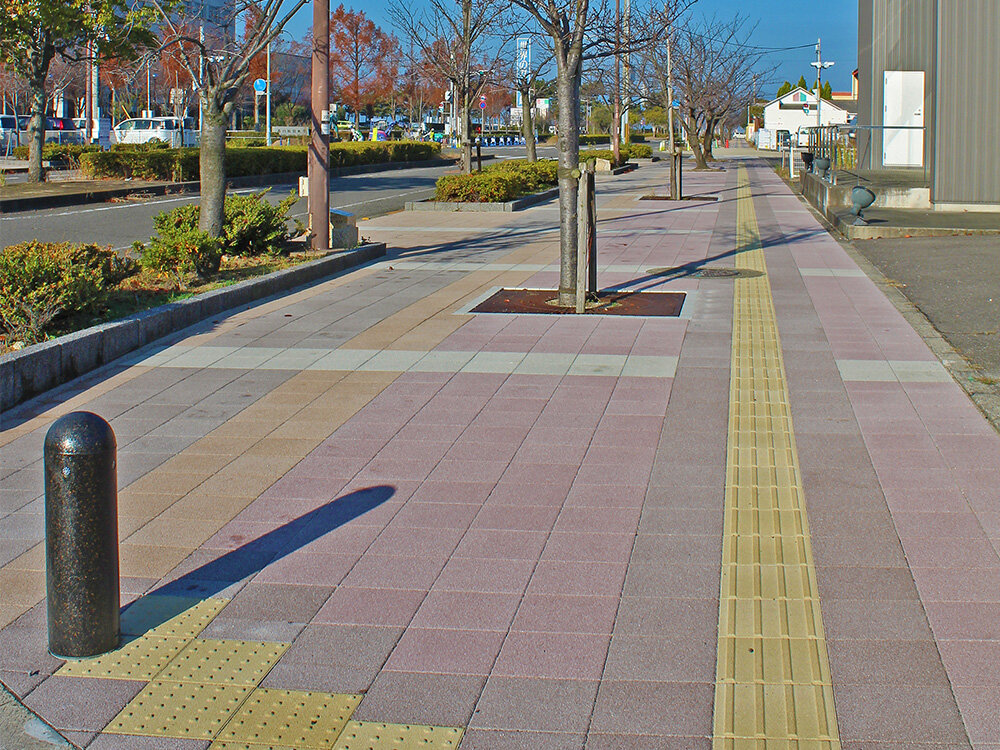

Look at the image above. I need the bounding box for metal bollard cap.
[44,411,116,456]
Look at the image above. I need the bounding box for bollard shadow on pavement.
[119,485,396,636]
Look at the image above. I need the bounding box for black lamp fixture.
[850,185,876,225]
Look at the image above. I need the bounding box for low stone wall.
[0,243,386,411]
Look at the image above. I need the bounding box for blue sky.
[282,0,858,99]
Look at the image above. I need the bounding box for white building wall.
[763,88,849,134]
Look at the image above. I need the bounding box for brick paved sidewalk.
[1,158,998,749]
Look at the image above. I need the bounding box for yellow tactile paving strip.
[712,168,841,749]
[56,595,462,747]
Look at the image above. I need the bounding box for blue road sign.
[253,78,267,94]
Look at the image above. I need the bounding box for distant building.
[858,0,1000,210]
[184,0,235,38]
[758,87,850,148]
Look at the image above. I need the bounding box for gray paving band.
[0,244,387,412]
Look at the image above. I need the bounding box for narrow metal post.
[586,163,597,294]
[44,412,119,658]
[575,163,589,314]
[308,0,330,252]
[476,138,482,172]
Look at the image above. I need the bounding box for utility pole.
[309,0,330,252]
[811,38,834,130]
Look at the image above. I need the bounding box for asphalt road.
[2,145,558,250]
[854,235,1000,383]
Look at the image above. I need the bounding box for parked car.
[0,114,18,152]
[15,117,84,146]
[113,117,197,147]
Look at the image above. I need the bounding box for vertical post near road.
[309,0,330,252]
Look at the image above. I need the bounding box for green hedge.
[80,141,443,181]
[11,144,102,167]
[435,159,558,203]
[0,241,136,344]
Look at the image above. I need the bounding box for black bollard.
[44,411,120,658]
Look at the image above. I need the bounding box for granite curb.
[404,187,559,213]
[0,157,456,214]
[0,242,386,411]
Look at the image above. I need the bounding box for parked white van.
[113,117,197,147]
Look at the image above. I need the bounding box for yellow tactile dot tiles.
[712,168,841,749]
[56,594,463,748]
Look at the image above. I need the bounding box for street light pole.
[308,0,330,252]
[811,38,834,130]
[265,40,272,146]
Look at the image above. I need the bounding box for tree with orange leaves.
[329,5,400,127]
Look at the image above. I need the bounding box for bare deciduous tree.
[507,0,689,306]
[147,0,307,237]
[644,13,766,170]
[389,0,504,174]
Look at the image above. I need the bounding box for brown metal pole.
[309,0,330,252]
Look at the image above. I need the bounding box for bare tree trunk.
[680,111,709,170]
[460,90,472,173]
[702,116,716,161]
[199,101,227,237]
[520,86,536,161]
[556,68,580,307]
[26,44,54,183]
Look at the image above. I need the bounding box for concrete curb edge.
[404,187,559,213]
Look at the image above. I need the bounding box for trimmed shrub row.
[79,141,442,181]
[434,159,559,203]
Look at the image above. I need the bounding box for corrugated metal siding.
[934,0,1000,204]
[860,0,936,169]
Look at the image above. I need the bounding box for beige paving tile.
[119,544,195,579]
[126,471,211,497]
[118,492,187,519]
[3,543,44,572]
[0,603,29,629]
[126,517,226,549]
[161,494,255,522]
[0,568,45,606]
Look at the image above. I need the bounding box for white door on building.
[883,70,924,167]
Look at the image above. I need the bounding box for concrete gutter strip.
[0,157,456,214]
[405,187,559,213]
[0,243,386,412]
[0,683,72,749]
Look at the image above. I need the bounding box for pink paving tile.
[553,506,643,535]
[937,640,1000,687]
[498,463,580,489]
[911,566,1000,603]
[339,553,446,590]
[433,556,536,593]
[313,586,427,627]
[389,502,481,529]
[383,627,505,675]
[890,511,989,539]
[428,459,512,484]
[923,601,1000,640]
[470,504,561,532]
[253,551,359,586]
[898,535,1000,569]
[952,686,1000,745]
[410,590,522,631]
[445,441,519,463]
[295,524,382,556]
[564,483,648,508]
[881,486,971,514]
[493,631,611,680]
[409,480,497,504]
[367,524,464,558]
[486,482,573,508]
[202,520,286,550]
[451,529,549,560]
[23,676,145,732]
[510,594,620,635]
[527,560,628,598]
[540,532,636,563]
